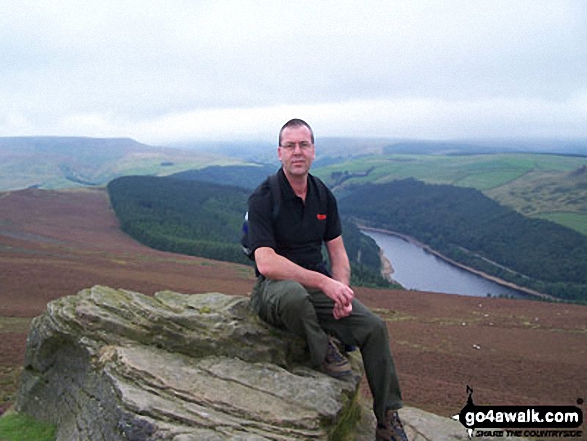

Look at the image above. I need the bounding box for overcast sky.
[1,0,586,145]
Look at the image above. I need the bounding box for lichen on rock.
[15,286,365,440]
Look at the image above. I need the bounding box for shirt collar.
[278,167,313,201]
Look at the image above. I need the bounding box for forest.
[170,164,277,189]
[107,175,395,289]
[338,178,587,302]
[108,175,250,264]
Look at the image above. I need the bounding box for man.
[247,119,408,441]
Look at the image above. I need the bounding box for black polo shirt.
[247,168,342,274]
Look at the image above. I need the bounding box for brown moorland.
[0,187,585,425]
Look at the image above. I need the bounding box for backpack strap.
[268,173,281,220]
[241,173,281,260]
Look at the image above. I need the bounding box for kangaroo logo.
[452,385,476,438]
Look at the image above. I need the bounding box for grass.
[0,367,21,406]
[0,146,243,192]
[0,317,31,408]
[317,153,587,235]
[534,211,587,236]
[328,390,364,441]
[0,318,32,334]
[0,412,56,441]
[320,153,585,189]
[453,169,528,190]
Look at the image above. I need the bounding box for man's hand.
[323,277,354,319]
[254,246,354,319]
[333,301,353,320]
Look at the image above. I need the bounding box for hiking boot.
[321,336,353,379]
[375,410,409,441]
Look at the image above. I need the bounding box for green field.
[316,153,587,235]
[535,211,587,236]
[318,153,584,188]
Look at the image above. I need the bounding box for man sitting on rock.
[247,118,408,441]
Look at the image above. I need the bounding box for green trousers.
[250,277,403,421]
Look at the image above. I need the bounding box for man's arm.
[325,235,351,286]
[255,246,354,318]
[325,235,353,319]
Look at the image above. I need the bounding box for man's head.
[278,119,314,146]
[278,119,316,179]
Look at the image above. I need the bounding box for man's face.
[278,125,315,178]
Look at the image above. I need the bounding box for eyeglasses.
[279,142,313,151]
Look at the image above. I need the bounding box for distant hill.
[316,152,587,236]
[168,137,587,160]
[165,140,278,163]
[382,138,587,156]
[3,135,585,236]
[486,164,587,235]
[0,136,149,155]
[170,164,278,190]
[0,136,242,191]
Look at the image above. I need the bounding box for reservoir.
[363,230,530,299]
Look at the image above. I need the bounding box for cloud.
[46,94,583,145]
[1,0,586,143]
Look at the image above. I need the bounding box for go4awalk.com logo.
[452,386,584,439]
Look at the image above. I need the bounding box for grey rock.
[15,286,365,440]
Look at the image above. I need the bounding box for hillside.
[170,163,278,190]
[0,187,585,422]
[339,179,587,302]
[106,175,393,288]
[107,175,251,264]
[0,136,243,191]
[486,164,587,234]
[316,152,587,235]
[172,137,587,161]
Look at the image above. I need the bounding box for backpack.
[240,172,328,260]
[241,174,281,260]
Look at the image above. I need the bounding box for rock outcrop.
[15,286,365,440]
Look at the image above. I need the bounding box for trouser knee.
[362,313,390,348]
[372,315,388,335]
[254,280,314,330]
[276,281,316,323]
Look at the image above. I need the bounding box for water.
[363,230,530,298]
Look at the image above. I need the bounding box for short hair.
[278,119,315,146]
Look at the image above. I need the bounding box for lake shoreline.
[361,226,554,301]
[378,248,396,283]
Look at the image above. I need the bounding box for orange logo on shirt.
[317,214,327,220]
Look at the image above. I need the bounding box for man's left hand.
[333,301,352,319]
